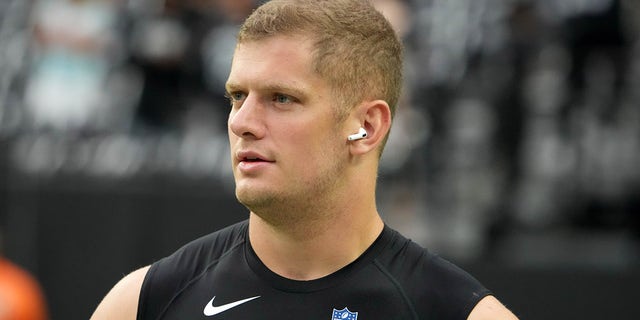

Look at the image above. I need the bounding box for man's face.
[226,35,350,214]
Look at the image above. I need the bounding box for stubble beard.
[236,150,348,229]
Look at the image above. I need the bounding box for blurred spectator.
[127,0,254,135]
[24,0,130,132]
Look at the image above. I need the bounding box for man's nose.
[228,94,265,139]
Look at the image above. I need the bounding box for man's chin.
[236,190,274,211]
[236,191,296,224]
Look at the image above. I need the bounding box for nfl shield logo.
[332,307,358,320]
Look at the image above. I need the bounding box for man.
[91,0,519,319]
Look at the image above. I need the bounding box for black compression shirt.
[138,220,490,320]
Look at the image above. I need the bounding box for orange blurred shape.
[0,258,48,320]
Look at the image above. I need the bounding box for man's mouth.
[237,151,272,164]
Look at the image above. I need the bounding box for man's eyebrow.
[225,82,308,98]
[225,82,242,93]
[262,83,307,98]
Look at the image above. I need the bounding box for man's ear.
[348,99,391,156]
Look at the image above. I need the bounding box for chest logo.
[203,295,261,316]
[332,307,358,320]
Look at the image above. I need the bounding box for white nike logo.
[203,295,261,316]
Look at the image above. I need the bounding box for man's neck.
[248,208,384,281]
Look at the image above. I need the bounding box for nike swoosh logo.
[203,295,261,316]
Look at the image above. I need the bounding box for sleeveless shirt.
[138,220,490,320]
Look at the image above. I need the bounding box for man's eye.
[232,92,245,101]
[274,94,292,104]
[225,92,245,106]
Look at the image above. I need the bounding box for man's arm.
[468,295,519,320]
[90,266,150,320]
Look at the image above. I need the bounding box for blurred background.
[0,0,638,319]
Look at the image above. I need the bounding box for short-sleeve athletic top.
[138,220,490,320]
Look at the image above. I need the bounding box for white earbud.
[347,127,368,141]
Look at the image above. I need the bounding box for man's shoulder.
[376,226,433,268]
[137,220,249,320]
[154,219,249,276]
[378,228,479,282]
[177,219,249,256]
[376,227,491,319]
[91,266,150,320]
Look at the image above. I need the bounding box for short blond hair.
[237,0,403,125]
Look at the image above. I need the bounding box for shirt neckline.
[244,223,395,293]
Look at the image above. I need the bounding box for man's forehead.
[226,37,323,92]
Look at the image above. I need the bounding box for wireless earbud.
[347,127,368,141]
